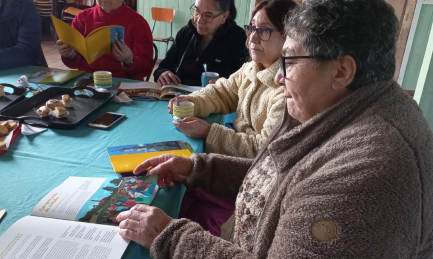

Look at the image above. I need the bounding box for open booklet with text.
[0,175,158,259]
[115,81,202,101]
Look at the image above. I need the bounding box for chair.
[34,0,53,16]
[34,0,55,40]
[151,7,176,55]
[60,0,95,25]
[146,43,159,82]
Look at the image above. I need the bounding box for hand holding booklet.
[115,81,202,101]
[107,141,194,174]
[51,15,125,64]
[0,175,158,259]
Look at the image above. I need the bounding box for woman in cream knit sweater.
[168,0,297,159]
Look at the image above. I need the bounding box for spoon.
[203,63,207,73]
[175,92,180,106]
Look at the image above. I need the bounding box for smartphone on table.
[88,112,125,129]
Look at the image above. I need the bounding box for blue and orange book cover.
[107,141,193,174]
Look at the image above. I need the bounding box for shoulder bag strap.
[175,35,195,75]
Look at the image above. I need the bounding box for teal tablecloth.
[0,66,224,258]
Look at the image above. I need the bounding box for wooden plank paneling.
[395,0,417,81]
[387,0,409,27]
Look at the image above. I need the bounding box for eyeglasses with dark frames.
[190,4,224,24]
[244,25,280,41]
[279,56,315,78]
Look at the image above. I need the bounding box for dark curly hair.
[214,0,237,19]
[285,0,399,90]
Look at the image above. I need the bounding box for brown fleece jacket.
[150,80,433,258]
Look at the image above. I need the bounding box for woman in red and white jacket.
[56,0,153,80]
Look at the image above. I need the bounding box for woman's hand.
[157,71,181,86]
[208,77,222,84]
[167,95,190,115]
[112,41,134,65]
[56,40,76,60]
[117,204,172,249]
[134,154,193,188]
[173,117,211,139]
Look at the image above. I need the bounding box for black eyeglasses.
[190,4,224,23]
[279,56,315,78]
[244,25,280,41]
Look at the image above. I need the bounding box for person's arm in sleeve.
[61,14,85,69]
[151,218,254,259]
[205,93,285,158]
[0,3,44,69]
[153,29,185,82]
[187,65,246,117]
[150,153,254,259]
[122,19,153,80]
[151,127,420,258]
[185,153,253,199]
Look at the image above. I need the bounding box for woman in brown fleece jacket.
[116,0,433,258]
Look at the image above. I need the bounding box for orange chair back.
[151,7,176,23]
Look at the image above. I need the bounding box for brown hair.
[251,0,297,32]
[246,0,297,60]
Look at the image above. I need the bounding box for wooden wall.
[394,0,417,80]
[137,0,251,59]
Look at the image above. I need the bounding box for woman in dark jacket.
[0,0,47,69]
[154,0,247,86]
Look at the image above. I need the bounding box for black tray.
[0,83,29,112]
[0,87,113,129]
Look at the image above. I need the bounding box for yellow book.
[107,141,194,174]
[51,15,124,64]
[27,67,85,85]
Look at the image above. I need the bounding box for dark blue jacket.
[0,0,47,69]
[154,18,248,86]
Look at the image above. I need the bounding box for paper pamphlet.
[0,175,159,259]
[110,27,125,45]
[116,81,202,101]
[32,176,159,224]
[107,141,194,173]
[0,216,128,259]
[51,15,124,64]
[27,67,85,85]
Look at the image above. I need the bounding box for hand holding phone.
[88,112,125,129]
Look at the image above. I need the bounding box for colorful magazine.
[27,67,85,85]
[107,140,194,173]
[0,175,158,259]
[115,81,202,101]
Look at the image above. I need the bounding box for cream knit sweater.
[186,61,285,158]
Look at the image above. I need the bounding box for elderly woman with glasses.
[168,0,297,159]
[154,0,247,87]
[117,0,433,257]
